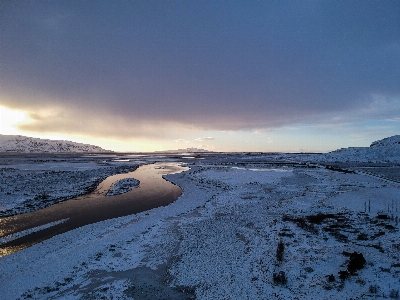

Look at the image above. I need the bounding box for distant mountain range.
[0,135,111,153]
[155,147,212,154]
[1,134,398,159]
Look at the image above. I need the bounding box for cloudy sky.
[1,1,399,152]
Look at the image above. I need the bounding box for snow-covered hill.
[320,135,400,163]
[370,135,400,147]
[0,135,111,153]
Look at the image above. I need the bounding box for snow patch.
[106,178,140,196]
[0,218,69,245]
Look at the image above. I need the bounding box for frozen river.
[0,162,188,256]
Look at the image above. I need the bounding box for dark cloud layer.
[1,1,399,137]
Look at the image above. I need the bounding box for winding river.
[0,162,188,257]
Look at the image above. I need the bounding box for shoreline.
[0,159,141,218]
[0,162,187,257]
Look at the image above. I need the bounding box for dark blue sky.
[1,1,399,151]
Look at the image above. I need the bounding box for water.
[0,162,188,257]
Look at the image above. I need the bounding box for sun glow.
[0,106,30,135]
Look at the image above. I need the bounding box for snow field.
[0,151,399,299]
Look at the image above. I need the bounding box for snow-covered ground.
[0,157,141,217]
[0,136,399,299]
[106,178,140,196]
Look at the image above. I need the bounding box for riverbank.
[0,155,399,299]
[0,155,141,217]
[0,162,187,257]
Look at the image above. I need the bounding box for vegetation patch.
[276,240,284,262]
[347,252,366,274]
[273,271,287,285]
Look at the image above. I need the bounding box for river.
[0,162,188,257]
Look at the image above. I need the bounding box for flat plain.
[0,148,399,299]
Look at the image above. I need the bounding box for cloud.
[1,1,399,139]
[174,139,189,143]
[315,95,400,126]
[16,105,191,140]
[253,129,272,135]
[195,137,215,142]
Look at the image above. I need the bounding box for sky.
[1,1,399,152]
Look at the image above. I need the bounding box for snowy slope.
[370,135,400,147]
[318,135,400,163]
[0,135,111,153]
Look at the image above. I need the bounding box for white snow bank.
[0,218,69,245]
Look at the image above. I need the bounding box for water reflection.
[0,162,188,257]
